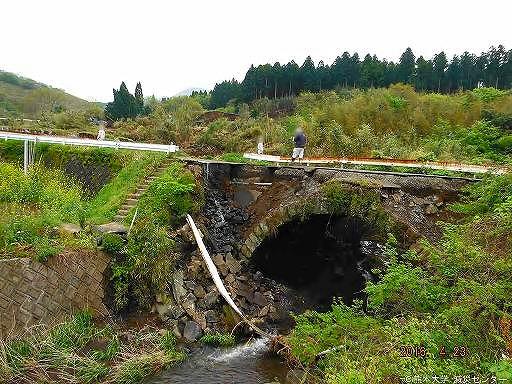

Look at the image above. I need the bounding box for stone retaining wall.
[0,249,110,339]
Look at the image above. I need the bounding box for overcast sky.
[1,0,511,102]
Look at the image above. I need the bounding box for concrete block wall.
[0,249,110,339]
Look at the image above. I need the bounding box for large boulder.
[183,321,202,342]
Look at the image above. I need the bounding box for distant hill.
[0,70,91,118]
[173,87,207,97]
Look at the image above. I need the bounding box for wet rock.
[226,274,236,284]
[205,309,219,323]
[258,306,270,317]
[167,320,182,339]
[252,291,268,307]
[213,254,229,276]
[183,321,202,341]
[286,369,308,384]
[187,258,204,278]
[185,281,197,290]
[235,283,254,302]
[166,305,185,320]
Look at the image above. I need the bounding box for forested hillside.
[0,70,92,118]
[209,45,512,108]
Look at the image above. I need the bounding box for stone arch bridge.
[186,161,471,257]
[163,161,474,334]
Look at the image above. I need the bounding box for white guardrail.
[243,153,508,175]
[0,131,179,153]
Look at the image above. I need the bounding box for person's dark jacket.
[294,132,306,148]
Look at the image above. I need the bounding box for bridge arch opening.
[250,213,380,312]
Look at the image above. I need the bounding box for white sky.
[1,0,511,102]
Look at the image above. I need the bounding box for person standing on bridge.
[291,127,306,162]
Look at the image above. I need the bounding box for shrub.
[199,332,236,347]
[288,175,512,383]
[138,162,199,226]
[102,233,125,255]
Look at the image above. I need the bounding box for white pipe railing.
[0,132,179,153]
[243,153,508,175]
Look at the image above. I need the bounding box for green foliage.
[321,180,391,238]
[199,332,236,347]
[138,163,198,226]
[0,163,86,259]
[0,311,185,384]
[288,175,512,383]
[125,218,176,308]
[472,87,509,103]
[108,217,176,312]
[105,82,146,121]
[159,331,177,353]
[101,233,125,255]
[86,152,164,223]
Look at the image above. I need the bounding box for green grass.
[199,332,236,347]
[85,152,164,224]
[0,311,185,384]
[0,150,166,259]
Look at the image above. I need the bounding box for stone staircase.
[113,159,172,223]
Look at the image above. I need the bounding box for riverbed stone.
[166,305,185,320]
[235,283,254,301]
[425,204,438,214]
[258,305,270,317]
[172,270,187,302]
[252,291,268,307]
[205,309,219,323]
[201,290,219,308]
[286,369,308,384]
[193,285,206,299]
[183,321,202,341]
[226,253,242,274]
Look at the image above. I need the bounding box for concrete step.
[128,192,144,199]
[113,215,126,221]
[125,198,138,204]
[120,204,136,211]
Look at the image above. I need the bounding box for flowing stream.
[147,338,289,384]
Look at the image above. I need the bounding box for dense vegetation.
[0,311,185,384]
[100,85,512,166]
[209,45,512,108]
[287,174,512,383]
[0,147,164,260]
[106,162,201,313]
[105,82,147,121]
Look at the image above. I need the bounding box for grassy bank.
[0,148,165,259]
[0,311,185,384]
[286,174,512,383]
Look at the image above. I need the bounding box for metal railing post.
[23,140,28,174]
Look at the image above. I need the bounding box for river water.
[147,338,290,384]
